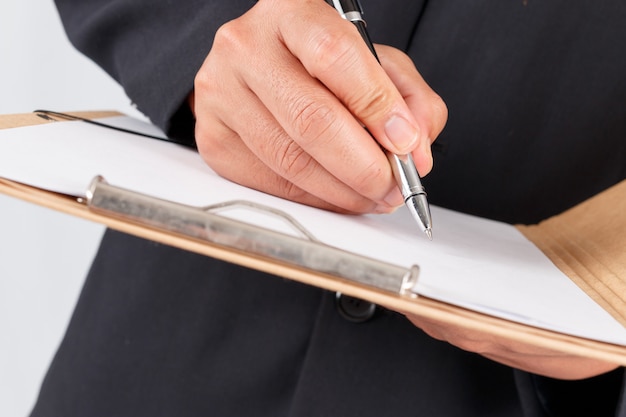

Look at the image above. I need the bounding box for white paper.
[1,116,625,345]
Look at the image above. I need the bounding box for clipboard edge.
[0,110,123,130]
[2,177,626,366]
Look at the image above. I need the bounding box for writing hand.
[191,0,446,213]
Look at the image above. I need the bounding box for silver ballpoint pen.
[325,0,433,239]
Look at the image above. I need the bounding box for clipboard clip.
[85,176,420,297]
[203,200,320,243]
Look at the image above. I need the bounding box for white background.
[0,1,145,415]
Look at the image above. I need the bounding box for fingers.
[279,2,418,153]
[196,78,394,213]
[193,0,447,213]
[404,313,620,380]
[245,52,401,209]
[277,0,443,158]
[194,30,397,213]
[195,2,400,211]
[197,121,349,212]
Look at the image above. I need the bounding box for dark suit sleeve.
[54,0,255,143]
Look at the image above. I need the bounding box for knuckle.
[305,28,396,123]
[194,68,217,96]
[311,35,394,118]
[196,21,248,93]
[310,29,358,75]
[213,20,246,52]
[348,88,393,122]
[289,96,338,143]
[273,139,316,181]
[277,178,309,203]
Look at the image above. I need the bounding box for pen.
[324,0,433,239]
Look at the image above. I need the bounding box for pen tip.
[425,228,432,241]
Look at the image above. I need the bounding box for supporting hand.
[403,313,620,380]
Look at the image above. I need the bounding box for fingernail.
[384,115,419,153]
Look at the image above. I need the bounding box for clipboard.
[2,111,626,366]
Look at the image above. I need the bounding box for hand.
[191,0,447,213]
[404,313,620,380]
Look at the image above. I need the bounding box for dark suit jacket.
[33,1,626,416]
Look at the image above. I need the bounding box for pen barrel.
[326,0,378,60]
[328,0,432,235]
[388,153,432,234]
[326,0,364,17]
[387,152,426,198]
[352,20,378,60]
